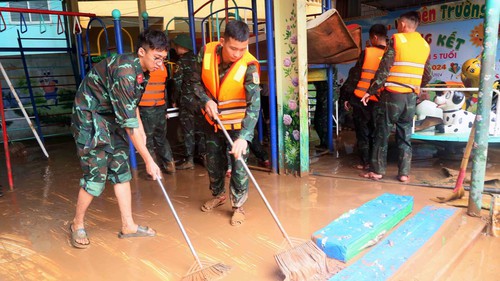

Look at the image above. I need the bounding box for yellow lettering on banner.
[234,65,246,82]
[204,54,211,70]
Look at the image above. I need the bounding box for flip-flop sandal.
[118,225,156,239]
[201,195,226,212]
[230,208,245,226]
[69,223,90,249]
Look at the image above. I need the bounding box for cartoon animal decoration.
[416,100,443,121]
[460,58,500,113]
[461,58,481,113]
[434,90,499,135]
[414,99,444,132]
[469,23,484,48]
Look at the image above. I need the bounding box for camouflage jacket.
[71,53,149,152]
[190,44,261,142]
[172,51,197,105]
[367,38,432,96]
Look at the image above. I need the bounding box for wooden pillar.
[65,0,79,33]
[273,1,309,176]
[137,0,147,32]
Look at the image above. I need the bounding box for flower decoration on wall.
[282,4,300,171]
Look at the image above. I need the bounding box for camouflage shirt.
[191,44,261,142]
[71,53,149,152]
[367,38,432,96]
[172,50,197,104]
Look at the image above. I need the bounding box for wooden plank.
[389,208,464,280]
[329,206,458,281]
[407,214,486,281]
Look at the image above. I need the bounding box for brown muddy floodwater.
[0,134,499,280]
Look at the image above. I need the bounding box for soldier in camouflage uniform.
[191,21,261,226]
[139,58,175,177]
[172,34,206,170]
[340,24,387,170]
[313,81,330,148]
[361,12,432,182]
[69,29,168,249]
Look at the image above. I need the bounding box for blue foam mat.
[329,206,457,281]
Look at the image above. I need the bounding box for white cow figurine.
[434,90,498,135]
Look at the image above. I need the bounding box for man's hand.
[205,100,218,119]
[344,101,351,111]
[145,159,161,180]
[230,138,248,160]
[361,93,371,106]
[418,90,430,102]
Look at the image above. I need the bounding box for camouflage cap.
[172,33,193,51]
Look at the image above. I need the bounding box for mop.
[156,177,231,280]
[214,116,331,281]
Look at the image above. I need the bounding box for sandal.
[201,195,226,212]
[69,223,90,249]
[230,208,245,226]
[118,225,156,239]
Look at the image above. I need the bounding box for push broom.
[214,116,331,281]
[156,177,231,280]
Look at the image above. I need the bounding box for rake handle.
[214,116,293,246]
[156,177,204,268]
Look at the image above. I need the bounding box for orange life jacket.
[201,42,260,131]
[354,47,385,101]
[139,65,167,106]
[384,32,430,94]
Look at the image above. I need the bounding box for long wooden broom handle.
[454,121,476,192]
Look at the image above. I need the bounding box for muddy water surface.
[0,135,499,280]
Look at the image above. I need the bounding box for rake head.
[181,261,231,281]
[275,239,332,281]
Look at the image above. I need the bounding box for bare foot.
[361,172,383,180]
[398,175,410,183]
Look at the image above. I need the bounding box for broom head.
[275,238,332,281]
[181,261,231,281]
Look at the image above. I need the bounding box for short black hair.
[399,11,420,27]
[223,20,250,42]
[137,28,169,52]
[369,24,387,38]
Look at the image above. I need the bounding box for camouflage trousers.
[313,81,330,147]
[205,129,249,208]
[351,96,375,167]
[179,96,206,160]
[139,105,173,164]
[75,130,131,197]
[249,133,268,162]
[371,91,417,176]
